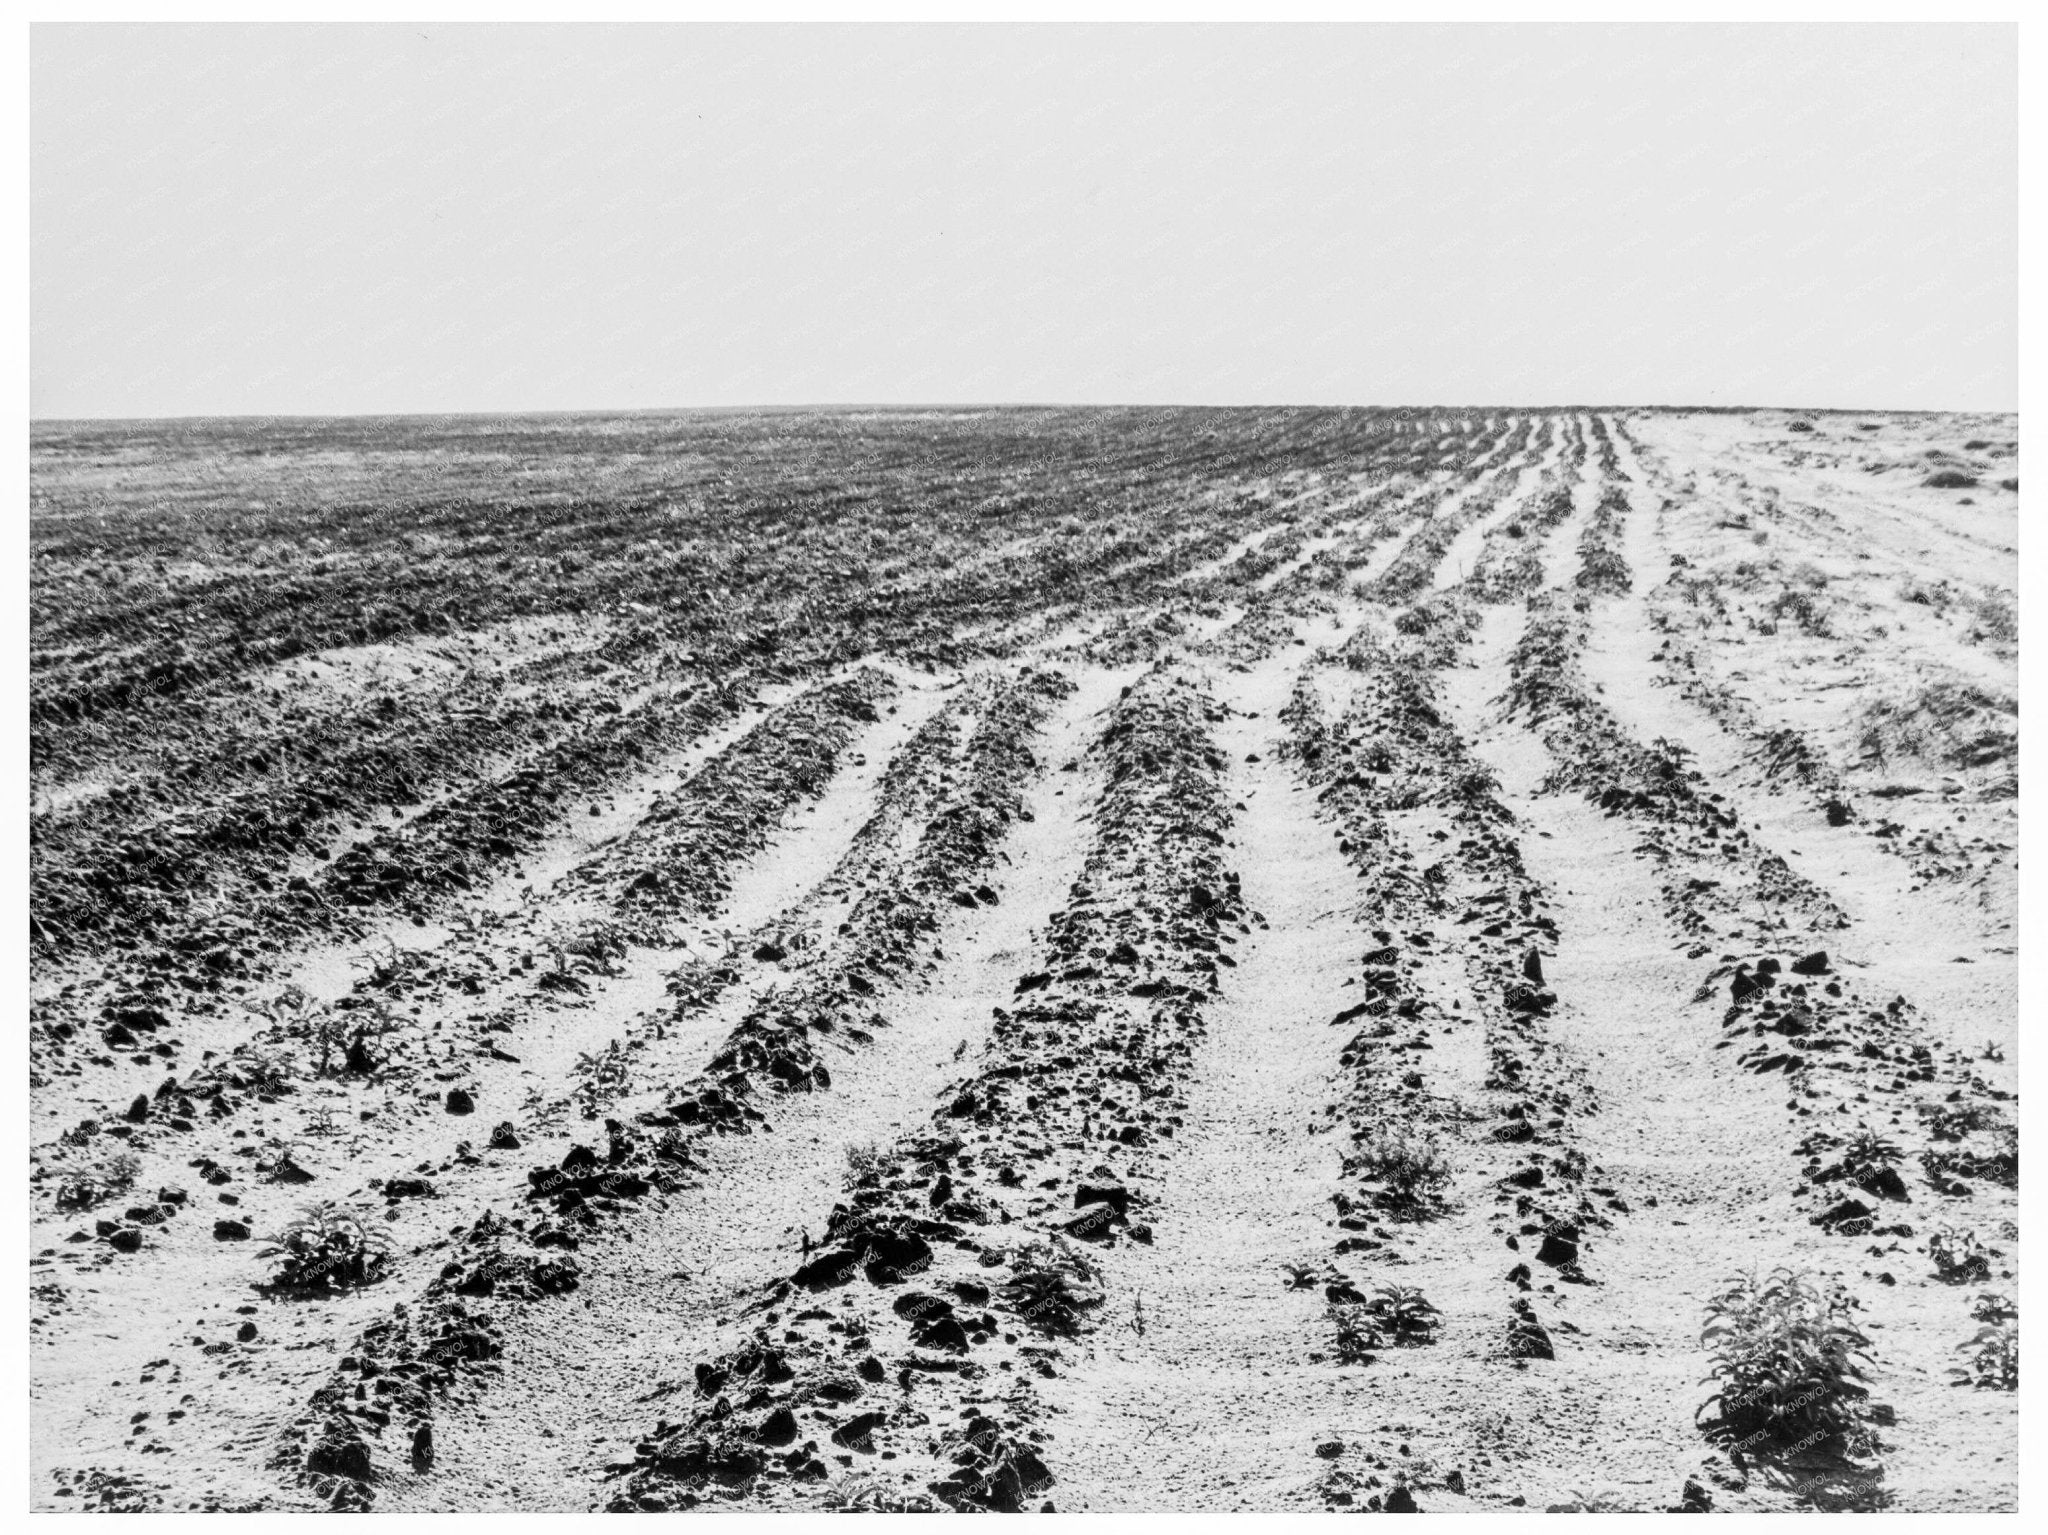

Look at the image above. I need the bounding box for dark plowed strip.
[607,667,1247,1512]
[271,669,1071,1509]
[33,673,894,1172]
[1293,630,1606,1286]
[1359,422,1548,606]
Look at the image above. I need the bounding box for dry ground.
[29,407,2017,1512]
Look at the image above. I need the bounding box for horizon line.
[29,400,2009,428]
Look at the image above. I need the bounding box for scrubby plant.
[1697,1267,1873,1451]
[350,935,427,994]
[845,1141,886,1181]
[570,1040,631,1120]
[303,1104,344,1139]
[259,1201,391,1293]
[1928,1225,1992,1285]
[1953,1320,2017,1391]
[998,1240,1104,1337]
[259,1135,314,1184]
[1350,1125,1454,1205]
[1972,1291,2017,1326]
[1837,1130,1902,1181]
[1363,1284,1441,1342]
[519,1086,568,1138]
[254,986,349,1077]
[1854,680,2017,771]
[1328,1299,1379,1364]
[237,1045,298,1095]
[1919,1101,2005,1142]
[53,1150,142,1211]
[1833,1129,1908,1197]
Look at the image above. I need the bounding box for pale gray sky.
[31,23,2016,418]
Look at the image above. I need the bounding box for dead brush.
[253,986,350,1077]
[1697,1267,1875,1452]
[1854,680,2017,771]
[351,935,424,993]
[1966,589,2018,650]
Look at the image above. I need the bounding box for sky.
[30,23,2017,418]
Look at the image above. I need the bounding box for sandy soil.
[30,408,2016,1512]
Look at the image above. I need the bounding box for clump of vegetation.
[1329,1298,1379,1364]
[236,1045,298,1096]
[519,1086,568,1138]
[1920,1123,2018,1192]
[1763,574,1837,638]
[1349,1125,1454,1206]
[53,1150,141,1211]
[254,986,345,1075]
[1919,1101,2005,1142]
[1363,1284,1441,1342]
[844,1140,886,1182]
[570,1040,631,1120]
[259,1134,314,1183]
[1972,1292,2017,1325]
[259,1201,391,1293]
[1854,680,2017,771]
[998,1240,1104,1337]
[253,987,397,1077]
[1697,1267,1874,1451]
[351,935,425,993]
[1953,1297,2017,1391]
[1928,1225,1993,1285]
[1924,469,1978,489]
[1966,589,2018,650]
[1832,1129,1907,1199]
[1328,1283,1440,1364]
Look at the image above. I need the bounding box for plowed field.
[29,407,2018,1512]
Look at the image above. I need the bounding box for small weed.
[1364,1283,1441,1342]
[570,1040,631,1120]
[53,1151,142,1211]
[1928,1225,1993,1285]
[1918,1102,2004,1142]
[259,1135,314,1184]
[1349,1125,1454,1206]
[1328,1299,1379,1364]
[259,1201,391,1293]
[351,936,423,993]
[520,1087,568,1138]
[1972,1292,2017,1326]
[1953,1321,2017,1391]
[845,1141,886,1181]
[254,986,349,1076]
[998,1239,1104,1337]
